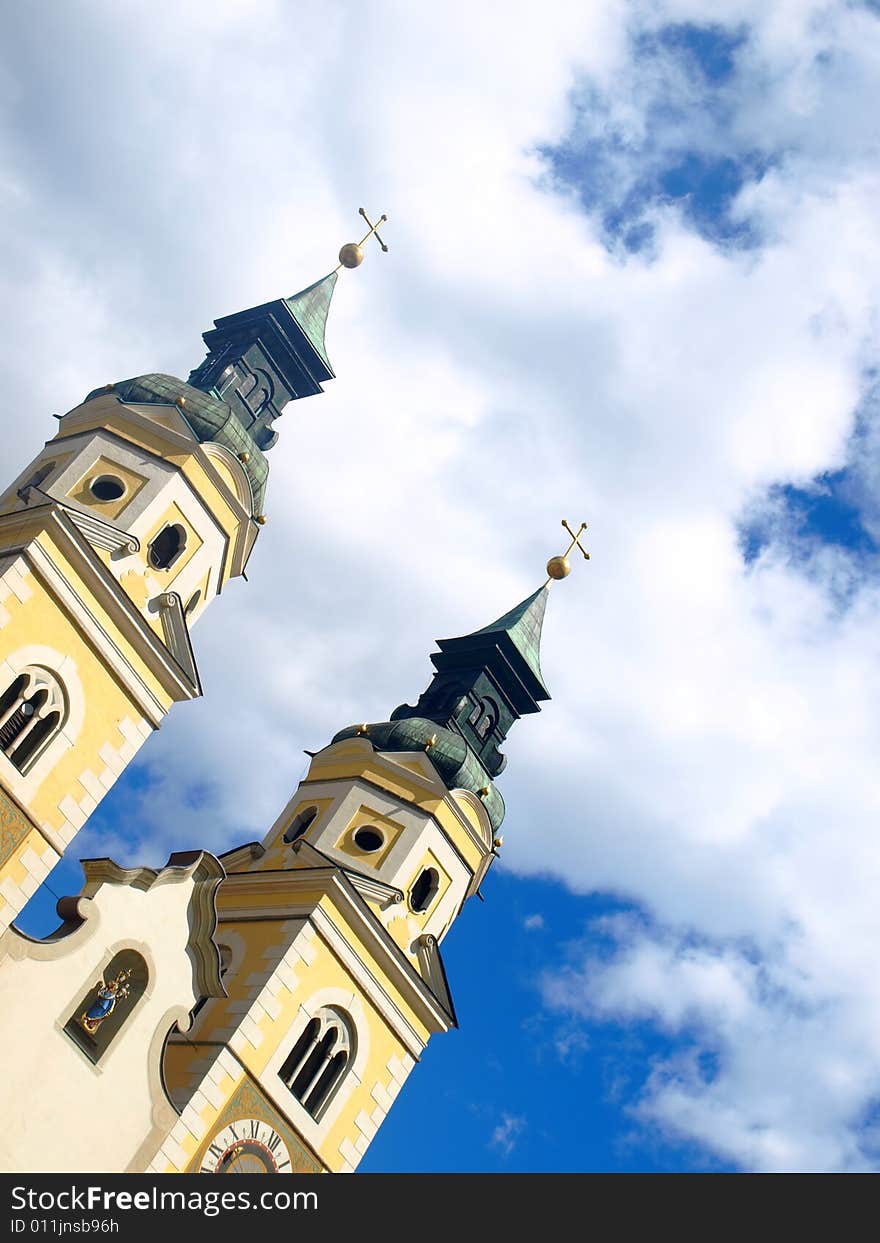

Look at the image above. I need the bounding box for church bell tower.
[0,213,389,936]
[0,190,592,1174]
[0,522,588,1175]
[152,526,588,1175]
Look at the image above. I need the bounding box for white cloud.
[542,914,880,1171]
[4,0,880,1172]
[489,1114,526,1157]
[524,914,545,931]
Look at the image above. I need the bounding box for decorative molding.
[217,841,266,872]
[56,395,201,458]
[16,486,140,554]
[65,507,140,554]
[63,398,254,584]
[199,441,254,514]
[0,505,200,721]
[301,740,494,862]
[340,871,403,909]
[76,852,227,1001]
[0,784,39,869]
[448,787,494,850]
[415,933,456,1022]
[156,593,201,694]
[184,1074,323,1174]
[293,839,404,907]
[218,867,451,1050]
[308,903,431,1057]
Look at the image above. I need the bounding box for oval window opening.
[148,523,186,570]
[353,827,384,853]
[410,867,439,913]
[90,475,126,502]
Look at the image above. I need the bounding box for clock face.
[200,1118,292,1174]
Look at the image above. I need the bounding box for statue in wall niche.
[79,967,133,1036]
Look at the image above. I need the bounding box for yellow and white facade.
[0,568,553,1173]
[0,261,341,935]
[156,735,494,1174]
[0,241,563,1174]
[0,390,259,933]
[0,730,500,1173]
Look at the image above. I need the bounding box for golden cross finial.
[336,207,389,271]
[545,519,590,584]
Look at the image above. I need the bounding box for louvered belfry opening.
[0,667,66,772]
[279,1009,354,1119]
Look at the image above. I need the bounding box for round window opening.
[353,827,384,853]
[89,475,126,502]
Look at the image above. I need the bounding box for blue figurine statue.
[79,967,133,1036]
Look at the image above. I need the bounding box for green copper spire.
[334,582,555,831]
[181,208,390,453]
[378,581,554,791]
[284,271,338,373]
[472,585,549,699]
[334,523,588,834]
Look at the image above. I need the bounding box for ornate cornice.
[0,505,200,717]
[218,866,454,1043]
[76,851,227,1000]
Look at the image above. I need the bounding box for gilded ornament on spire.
[546,520,590,583]
[337,207,390,270]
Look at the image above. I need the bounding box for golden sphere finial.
[546,555,571,580]
[545,520,589,583]
[338,242,364,269]
[335,208,390,272]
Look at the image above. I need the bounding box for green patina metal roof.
[473,585,549,697]
[284,271,338,373]
[332,717,506,832]
[82,373,269,512]
[330,587,555,831]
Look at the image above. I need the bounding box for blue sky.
[6,0,880,1172]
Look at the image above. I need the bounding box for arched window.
[410,867,440,914]
[236,367,274,420]
[249,387,270,417]
[466,697,498,739]
[283,806,318,844]
[63,948,148,1064]
[279,1008,354,1120]
[0,666,66,773]
[148,524,187,570]
[475,697,498,739]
